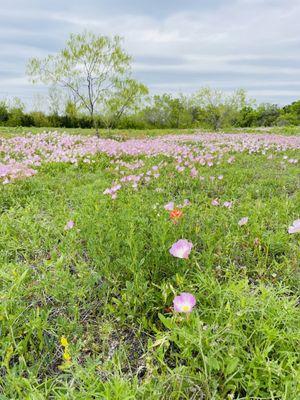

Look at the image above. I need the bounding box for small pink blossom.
[288,219,300,234]
[211,198,220,206]
[218,175,223,180]
[190,167,198,178]
[238,217,249,226]
[64,220,75,230]
[169,239,193,259]
[173,293,196,313]
[178,199,190,208]
[164,201,175,211]
[223,201,233,209]
[103,184,121,199]
[253,237,260,246]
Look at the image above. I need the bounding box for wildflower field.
[0,129,299,399]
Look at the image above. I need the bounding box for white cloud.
[0,0,300,105]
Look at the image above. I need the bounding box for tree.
[6,98,26,127]
[191,87,249,130]
[142,94,191,128]
[27,31,145,134]
[0,100,9,124]
[255,103,281,126]
[48,86,65,116]
[102,78,148,129]
[280,100,300,125]
[234,105,257,127]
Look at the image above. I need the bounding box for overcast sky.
[1,0,300,109]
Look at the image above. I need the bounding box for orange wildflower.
[170,209,183,223]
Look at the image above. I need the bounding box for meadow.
[0,129,299,399]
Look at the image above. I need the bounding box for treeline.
[1,89,300,130]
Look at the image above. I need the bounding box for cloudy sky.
[1,0,300,109]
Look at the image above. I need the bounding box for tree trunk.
[94,118,100,137]
[91,110,100,137]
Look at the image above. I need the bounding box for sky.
[1,0,300,110]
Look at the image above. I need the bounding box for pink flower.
[183,199,190,207]
[173,293,196,313]
[288,219,300,234]
[238,217,249,226]
[223,201,233,209]
[218,175,223,180]
[164,201,175,211]
[169,239,193,259]
[64,220,75,230]
[190,167,198,178]
[211,198,220,206]
[253,237,260,246]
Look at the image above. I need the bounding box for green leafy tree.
[279,100,300,126]
[255,103,281,127]
[191,87,248,130]
[0,100,9,124]
[6,98,26,127]
[27,31,145,134]
[142,94,191,128]
[102,79,148,129]
[233,106,257,127]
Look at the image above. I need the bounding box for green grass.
[0,125,299,139]
[0,138,299,399]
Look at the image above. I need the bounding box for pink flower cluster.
[0,162,37,184]
[0,131,298,186]
[103,184,122,200]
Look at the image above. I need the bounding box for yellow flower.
[63,351,71,361]
[60,336,69,347]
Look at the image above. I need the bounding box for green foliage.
[142,94,193,129]
[190,87,248,129]
[255,103,281,127]
[0,89,299,130]
[102,78,149,129]
[0,100,9,123]
[29,111,51,127]
[5,98,30,127]
[279,100,300,126]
